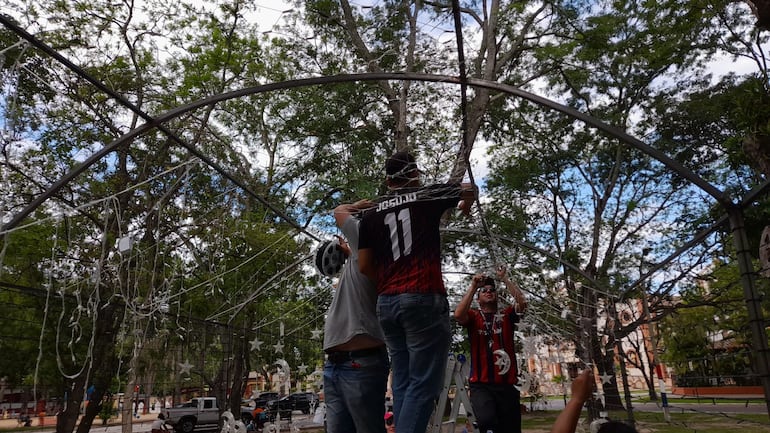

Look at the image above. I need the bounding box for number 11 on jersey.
[384,209,412,261]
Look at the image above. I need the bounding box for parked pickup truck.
[164,397,219,433]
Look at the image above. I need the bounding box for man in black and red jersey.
[454,265,528,433]
[358,150,476,433]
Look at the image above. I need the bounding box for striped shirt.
[464,306,520,385]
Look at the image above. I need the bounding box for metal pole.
[611,296,635,426]
[640,249,671,420]
[728,206,770,419]
[639,249,659,401]
[655,365,671,422]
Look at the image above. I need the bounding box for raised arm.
[333,199,373,228]
[457,183,479,215]
[454,274,484,325]
[497,265,527,313]
[550,369,594,433]
[334,200,377,281]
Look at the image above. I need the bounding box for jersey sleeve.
[464,308,480,329]
[503,305,519,324]
[420,183,463,203]
[357,213,374,251]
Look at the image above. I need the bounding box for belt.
[326,346,386,364]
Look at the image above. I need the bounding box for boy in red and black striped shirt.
[454,265,527,433]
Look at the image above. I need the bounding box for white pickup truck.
[164,397,220,433]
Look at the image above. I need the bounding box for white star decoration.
[310,328,323,340]
[179,359,193,375]
[297,364,308,374]
[522,337,537,355]
[514,372,532,393]
[273,341,284,353]
[599,373,614,384]
[250,337,263,351]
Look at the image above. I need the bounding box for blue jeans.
[377,293,451,433]
[324,349,390,433]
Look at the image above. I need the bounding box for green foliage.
[98,399,115,421]
[1,1,769,428]
[660,258,770,384]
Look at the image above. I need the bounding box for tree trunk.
[743,133,770,178]
[228,331,247,415]
[595,349,624,410]
[576,281,600,421]
[75,303,120,433]
[746,0,770,29]
[56,375,86,433]
[51,301,122,433]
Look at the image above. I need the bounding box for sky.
[253,1,296,31]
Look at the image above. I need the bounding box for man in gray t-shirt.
[323,200,390,433]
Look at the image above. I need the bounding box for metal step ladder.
[428,353,476,433]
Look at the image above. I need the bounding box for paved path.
[0,412,157,432]
[534,394,770,415]
[0,411,324,433]
[3,397,768,432]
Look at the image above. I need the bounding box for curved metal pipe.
[0,16,730,229]
[1,72,731,232]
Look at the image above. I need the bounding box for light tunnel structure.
[3,13,770,418]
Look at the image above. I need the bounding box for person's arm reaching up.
[457,183,478,215]
[497,265,527,313]
[550,369,594,433]
[333,199,373,228]
[454,274,484,325]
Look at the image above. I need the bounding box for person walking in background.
[454,265,527,433]
[250,406,267,430]
[358,150,477,433]
[323,200,389,433]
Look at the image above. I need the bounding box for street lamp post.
[640,248,658,401]
[640,248,671,421]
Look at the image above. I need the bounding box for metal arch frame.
[0,15,315,239]
[0,15,738,227]
[0,16,738,229]
[1,71,735,231]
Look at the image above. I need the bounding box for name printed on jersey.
[376,192,418,212]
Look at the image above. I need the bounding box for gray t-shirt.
[323,216,385,350]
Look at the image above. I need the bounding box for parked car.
[163,397,219,433]
[267,392,317,415]
[265,396,293,422]
[266,396,292,412]
[290,392,318,414]
[252,392,280,409]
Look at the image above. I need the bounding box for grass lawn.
[193,407,770,433]
[520,409,770,433]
